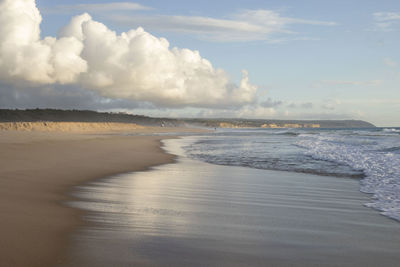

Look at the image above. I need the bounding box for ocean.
[65,127,400,266]
[184,127,400,221]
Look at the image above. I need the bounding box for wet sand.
[65,137,400,267]
[0,128,203,266]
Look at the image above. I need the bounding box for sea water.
[66,133,400,266]
[184,127,400,221]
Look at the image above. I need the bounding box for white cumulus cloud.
[0,0,87,84]
[0,0,257,108]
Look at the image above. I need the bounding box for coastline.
[64,137,400,266]
[0,128,201,266]
[3,127,399,266]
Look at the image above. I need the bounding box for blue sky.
[3,0,400,126]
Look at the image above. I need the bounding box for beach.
[64,137,400,266]
[1,0,399,265]
[0,125,201,266]
[2,126,400,266]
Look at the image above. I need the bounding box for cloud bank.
[0,0,257,108]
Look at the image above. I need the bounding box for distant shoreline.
[0,108,376,128]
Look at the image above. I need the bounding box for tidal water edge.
[65,131,400,266]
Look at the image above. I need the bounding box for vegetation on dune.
[0,109,375,128]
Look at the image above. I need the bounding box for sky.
[0,0,399,126]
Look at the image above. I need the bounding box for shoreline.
[0,128,201,266]
[64,137,400,266]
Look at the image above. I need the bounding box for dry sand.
[0,125,205,266]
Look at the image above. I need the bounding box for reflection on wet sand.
[65,138,400,267]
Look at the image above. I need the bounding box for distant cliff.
[0,109,375,128]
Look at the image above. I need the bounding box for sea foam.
[297,129,400,221]
[185,128,400,221]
